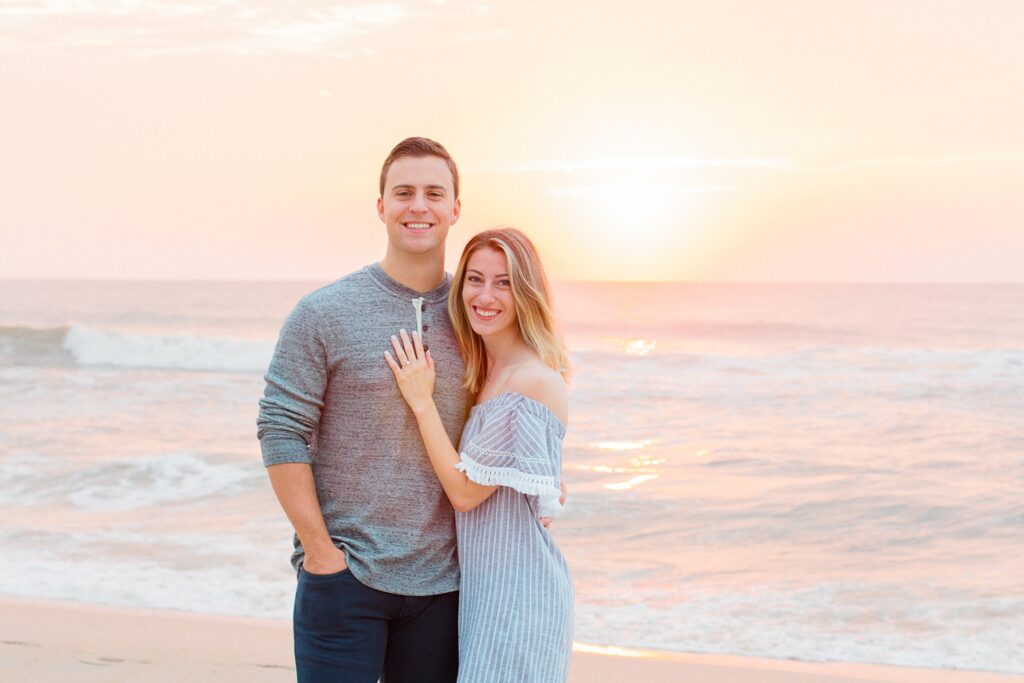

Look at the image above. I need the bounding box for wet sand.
[1,598,1020,682]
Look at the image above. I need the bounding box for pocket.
[299,564,351,582]
[295,565,355,636]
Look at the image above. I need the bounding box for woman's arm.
[385,330,498,512]
[408,399,499,512]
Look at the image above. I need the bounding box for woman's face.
[462,247,517,338]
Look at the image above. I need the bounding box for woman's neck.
[483,330,532,378]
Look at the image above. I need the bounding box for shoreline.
[1,597,1021,682]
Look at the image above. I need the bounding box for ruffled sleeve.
[456,396,564,517]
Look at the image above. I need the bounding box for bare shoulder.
[505,361,569,426]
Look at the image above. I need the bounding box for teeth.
[476,308,499,318]
[406,223,430,229]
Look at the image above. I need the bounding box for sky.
[1,0,1021,282]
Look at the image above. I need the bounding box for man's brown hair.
[379,137,460,199]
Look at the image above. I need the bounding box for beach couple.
[257,138,573,682]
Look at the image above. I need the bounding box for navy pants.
[293,566,459,683]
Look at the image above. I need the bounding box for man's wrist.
[303,537,340,558]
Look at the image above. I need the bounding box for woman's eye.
[498,280,511,287]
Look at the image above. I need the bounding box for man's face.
[377,155,460,258]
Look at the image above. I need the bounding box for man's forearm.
[266,463,341,562]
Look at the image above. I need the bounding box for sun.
[546,174,731,279]
[551,176,686,246]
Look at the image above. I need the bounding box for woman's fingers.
[390,334,409,366]
[384,351,401,376]
[399,329,417,362]
[411,330,425,360]
[388,330,431,375]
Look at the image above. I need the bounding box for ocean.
[1,279,1021,674]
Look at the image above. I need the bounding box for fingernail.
[400,328,406,334]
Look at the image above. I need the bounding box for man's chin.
[396,241,444,257]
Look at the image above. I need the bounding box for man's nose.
[410,192,428,211]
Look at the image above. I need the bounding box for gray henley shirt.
[257,262,470,595]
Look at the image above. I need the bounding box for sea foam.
[2,452,264,511]
[64,326,273,372]
[0,324,272,372]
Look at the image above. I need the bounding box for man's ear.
[451,197,461,225]
[377,196,385,222]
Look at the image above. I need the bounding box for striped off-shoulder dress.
[453,392,574,683]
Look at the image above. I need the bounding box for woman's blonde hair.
[448,227,570,395]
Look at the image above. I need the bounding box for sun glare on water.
[604,474,660,491]
[593,439,654,450]
[572,642,657,658]
[622,339,657,356]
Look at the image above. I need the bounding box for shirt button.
[423,324,429,331]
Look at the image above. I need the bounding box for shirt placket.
[411,297,431,350]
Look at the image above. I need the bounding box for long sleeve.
[257,297,329,466]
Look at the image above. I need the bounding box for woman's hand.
[384,329,436,415]
[539,482,569,528]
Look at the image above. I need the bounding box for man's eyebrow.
[391,184,448,192]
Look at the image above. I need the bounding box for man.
[257,137,469,682]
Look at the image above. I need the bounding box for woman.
[384,227,573,682]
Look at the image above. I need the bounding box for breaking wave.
[0,325,272,372]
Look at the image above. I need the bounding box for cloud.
[807,151,1024,172]
[466,155,793,173]
[0,1,409,57]
[548,183,734,197]
[467,151,1022,178]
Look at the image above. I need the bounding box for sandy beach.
[1,597,1020,683]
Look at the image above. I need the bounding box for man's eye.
[396,191,411,197]
[429,192,443,199]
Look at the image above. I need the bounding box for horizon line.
[2,277,1022,286]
